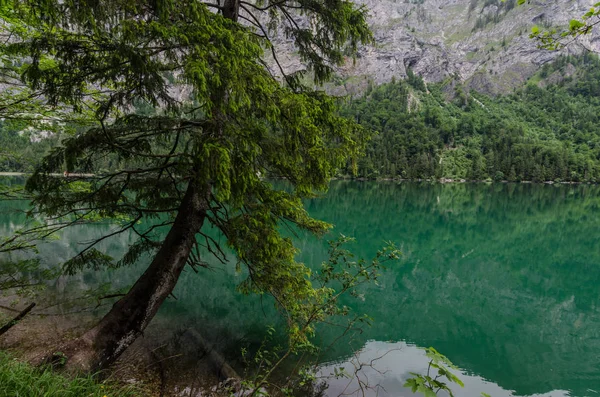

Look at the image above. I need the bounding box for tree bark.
[54,182,209,373]
[222,0,240,22]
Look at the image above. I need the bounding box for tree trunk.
[0,302,35,336]
[54,182,209,373]
[51,1,243,373]
[222,0,240,21]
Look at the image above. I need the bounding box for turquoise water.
[2,180,600,396]
[307,182,600,397]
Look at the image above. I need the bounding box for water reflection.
[319,341,574,397]
[2,180,600,396]
[308,182,600,397]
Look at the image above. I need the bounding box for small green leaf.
[569,19,585,31]
[424,388,437,397]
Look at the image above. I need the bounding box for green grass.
[0,352,141,397]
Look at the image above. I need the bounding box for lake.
[2,180,600,396]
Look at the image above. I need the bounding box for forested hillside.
[6,55,600,182]
[342,54,600,182]
[0,121,59,172]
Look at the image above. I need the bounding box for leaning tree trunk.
[54,182,209,373]
[51,0,242,375]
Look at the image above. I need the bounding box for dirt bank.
[0,297,229,396]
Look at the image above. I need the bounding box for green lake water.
[2,180,600,396]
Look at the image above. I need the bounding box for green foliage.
[342,54,600,182]
[404,347,464,397]
[0,120,60,172]
[530,3,600,49]
[62,249,114,275]
[0,197,62,297]
[471,0,517,32]
[0,0,375,357]
[235,236,401,396]
[0,351,141,396]
[0,258,57,294]
[407,68,426,92]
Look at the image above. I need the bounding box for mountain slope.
[321,0,600,95]
[341,54,600,182]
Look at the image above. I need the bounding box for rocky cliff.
[317,0,600,95]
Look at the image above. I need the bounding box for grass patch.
[0,352,141,397]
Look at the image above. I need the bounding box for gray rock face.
[314,0,600,95]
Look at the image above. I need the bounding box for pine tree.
[0,0,372,371]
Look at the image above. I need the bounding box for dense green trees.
[0,121,59,172]
[7,53,600,184]
[342,54,600,182]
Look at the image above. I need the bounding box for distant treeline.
[341,54,600,182]
[0,121,60,173]
[5,55,600,182]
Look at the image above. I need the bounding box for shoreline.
[360,178,592,185]
[2,172,595,185]
[333,176,598,185]
[0,172,94,177]
[0,295,222,397]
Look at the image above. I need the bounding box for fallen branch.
[181,329,240,382]
[0,302,36,336]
